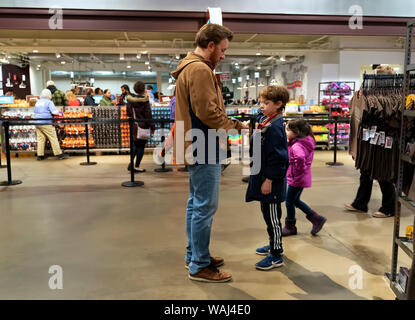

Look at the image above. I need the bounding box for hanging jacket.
[245,112,289,203]
[287,136,315,188]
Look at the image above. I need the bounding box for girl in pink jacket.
[283,119,327,236]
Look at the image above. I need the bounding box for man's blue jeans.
[185,164,222,275]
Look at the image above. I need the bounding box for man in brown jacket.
[171,23,247,283]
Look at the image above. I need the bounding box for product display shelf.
[389,20,415,300]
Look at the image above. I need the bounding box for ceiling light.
[122,71,126,75]
[176,54,180,59]
[256,52,261,56]
[33,49,38,53]
[280,56,286,61]
[120,53,124,60]
[136,54,141,59]
[127,65,132,69]
[257,66,261,70]
[145,61,150,65]
[234,62,239,66]
[61,61,66,64]
[55,52,61,58]
[7,54,11,59]
[37,64,41,68]
[141,51,148,54]
[148,65,152,70]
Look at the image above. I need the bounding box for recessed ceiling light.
[37,64,41,67]
[136,54,141,59]
[141,51,148,54]
[176,54,180,59]
[145,61,150,65]
[33,49,38,53]
[148,66,152,70]
[256,52,261,56]
[280,56,286,61]
[120,53,124,60]
[127,65,131,69]
[234,62,239,66]
[56,52,61,58]
[61,61,66,64]
[122,71,126,75]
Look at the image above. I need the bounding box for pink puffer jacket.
[287,136,315,188]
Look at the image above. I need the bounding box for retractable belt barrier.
[0,115,350,187]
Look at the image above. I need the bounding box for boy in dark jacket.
[246,85,289,270]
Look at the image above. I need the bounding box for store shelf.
[303,112,330,115]
[400,153,415,164]
[395,237,414,259]
[406,64,415,72]
[312,131,329,134]
[399,196,415,215]
[403,110,415,117]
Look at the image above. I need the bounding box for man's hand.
[261,178,272,195]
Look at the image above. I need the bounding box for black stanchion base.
[121,181,144,187]
[0,165,7,168]
[177,167,188,172]
[80,162,98,166]
[0,180,22,186]
[326,162,344,166]
[242,176,250,183]
[154,167,173,173]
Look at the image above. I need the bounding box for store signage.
[0,96,14,104]
[254,72,260,79]
[287,81,302,89]
[219,73,231,81]
[207,7,222,25]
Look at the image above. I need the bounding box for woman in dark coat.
[126,81,155,173]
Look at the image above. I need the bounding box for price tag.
[369,126,377,138]
[370,132,380,145]
[362,128,370,141]
[385,136,393,149]
[378,131,386,146]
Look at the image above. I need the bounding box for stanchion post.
[0,121,22,186]
[122,118,144,187]
[80,116,97,166]
[155,119,172,173]
[326,115,344,166]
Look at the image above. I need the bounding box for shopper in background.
[345,64,396,218]
[66,90,81,106]
[126,81,155,173]
[34,89,68,161]
[99,89,114,106]
[95,87,103,96]
[147,85,155,106]
[83,88,97,106]
[246,85,289,271]
[172,23,246,283]
[282,118,327,237]
[46,80,68,106]
[117,84,131,106]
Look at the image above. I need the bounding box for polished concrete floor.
[0,150,413,300]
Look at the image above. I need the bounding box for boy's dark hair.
[287,119,314,139]
[95,87,102,95]
[86,88,93,95]
[121,84,131,94]
[103,89,110,94]
[259,85,290,109]
[134,81,146,94]
[195,23,233,49]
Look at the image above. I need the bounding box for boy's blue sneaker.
[255,254,284,270]
[255,245,270,255]
[255,245,283,256]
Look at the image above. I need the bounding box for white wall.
[339,50,405,88]
[29,66,44,96]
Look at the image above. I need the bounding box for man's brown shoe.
[185,256,224,269]
[188,265,232,283]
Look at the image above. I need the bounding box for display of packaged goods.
[92,106,121,149]
[398,267,410,293]
[303,105,327,113]
[8,125,37,151]
[312,125,329,133]
[0,99,30,108]
[315,134,329,142]
[406,225,413,240]
[120,106,130,148]
[149,107,171,148]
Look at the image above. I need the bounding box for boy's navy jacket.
[245,111,289,203]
